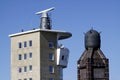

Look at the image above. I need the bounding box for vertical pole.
[59,67,63,80]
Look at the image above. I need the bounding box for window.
[19,42,22,48]
[29,52,32,59]
[24,54,27,60]
[62,55,64,60]
[49,66,54,73]
[49,78,54,80]
[48,42,54,48]
[18,67,22,73]
[29,65,32,71]
[24,41,27,47]
[29,40,32,47]
[18,54,22,60]
[49,53,54,60]
[24,66,27,72]
[29,78,32,80]
[24,78,27,80]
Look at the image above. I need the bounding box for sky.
[0,0,120,80]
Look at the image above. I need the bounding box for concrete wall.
[40,31,60,80]
[11,31,40,80]
[10,30,60,80]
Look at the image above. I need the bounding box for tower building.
[9,8,72,80]
[77,29,109,80]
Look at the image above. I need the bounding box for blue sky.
[0,0,120,80]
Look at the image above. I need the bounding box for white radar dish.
[35,7,55,17]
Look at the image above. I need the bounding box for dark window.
[24,78,27,80]
[49,66,54,73]
[49,53,54,60]
[24,54,27,60]
[19,42,22,48]
[18,67,22,73]
[29,40,32,47]
[29,52,32,59]
[24,66,27,72]
[48,42,54,48]
[29,65,32,71]
[49,78,54,80]
[62,55,64,60]
[24,41,27,47]
[29,78,32,80]
[18,54,22,60]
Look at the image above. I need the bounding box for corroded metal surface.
[77,29,109,80]
[85,29,101,49]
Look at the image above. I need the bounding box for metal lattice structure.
[77,29,109,80]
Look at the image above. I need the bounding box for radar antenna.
[35,7,54,17]
[35,7,55,29]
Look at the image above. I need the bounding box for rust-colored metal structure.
[77,29,109,80]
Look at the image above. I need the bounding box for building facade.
[9,8,72,80]
[77,29,109,80]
